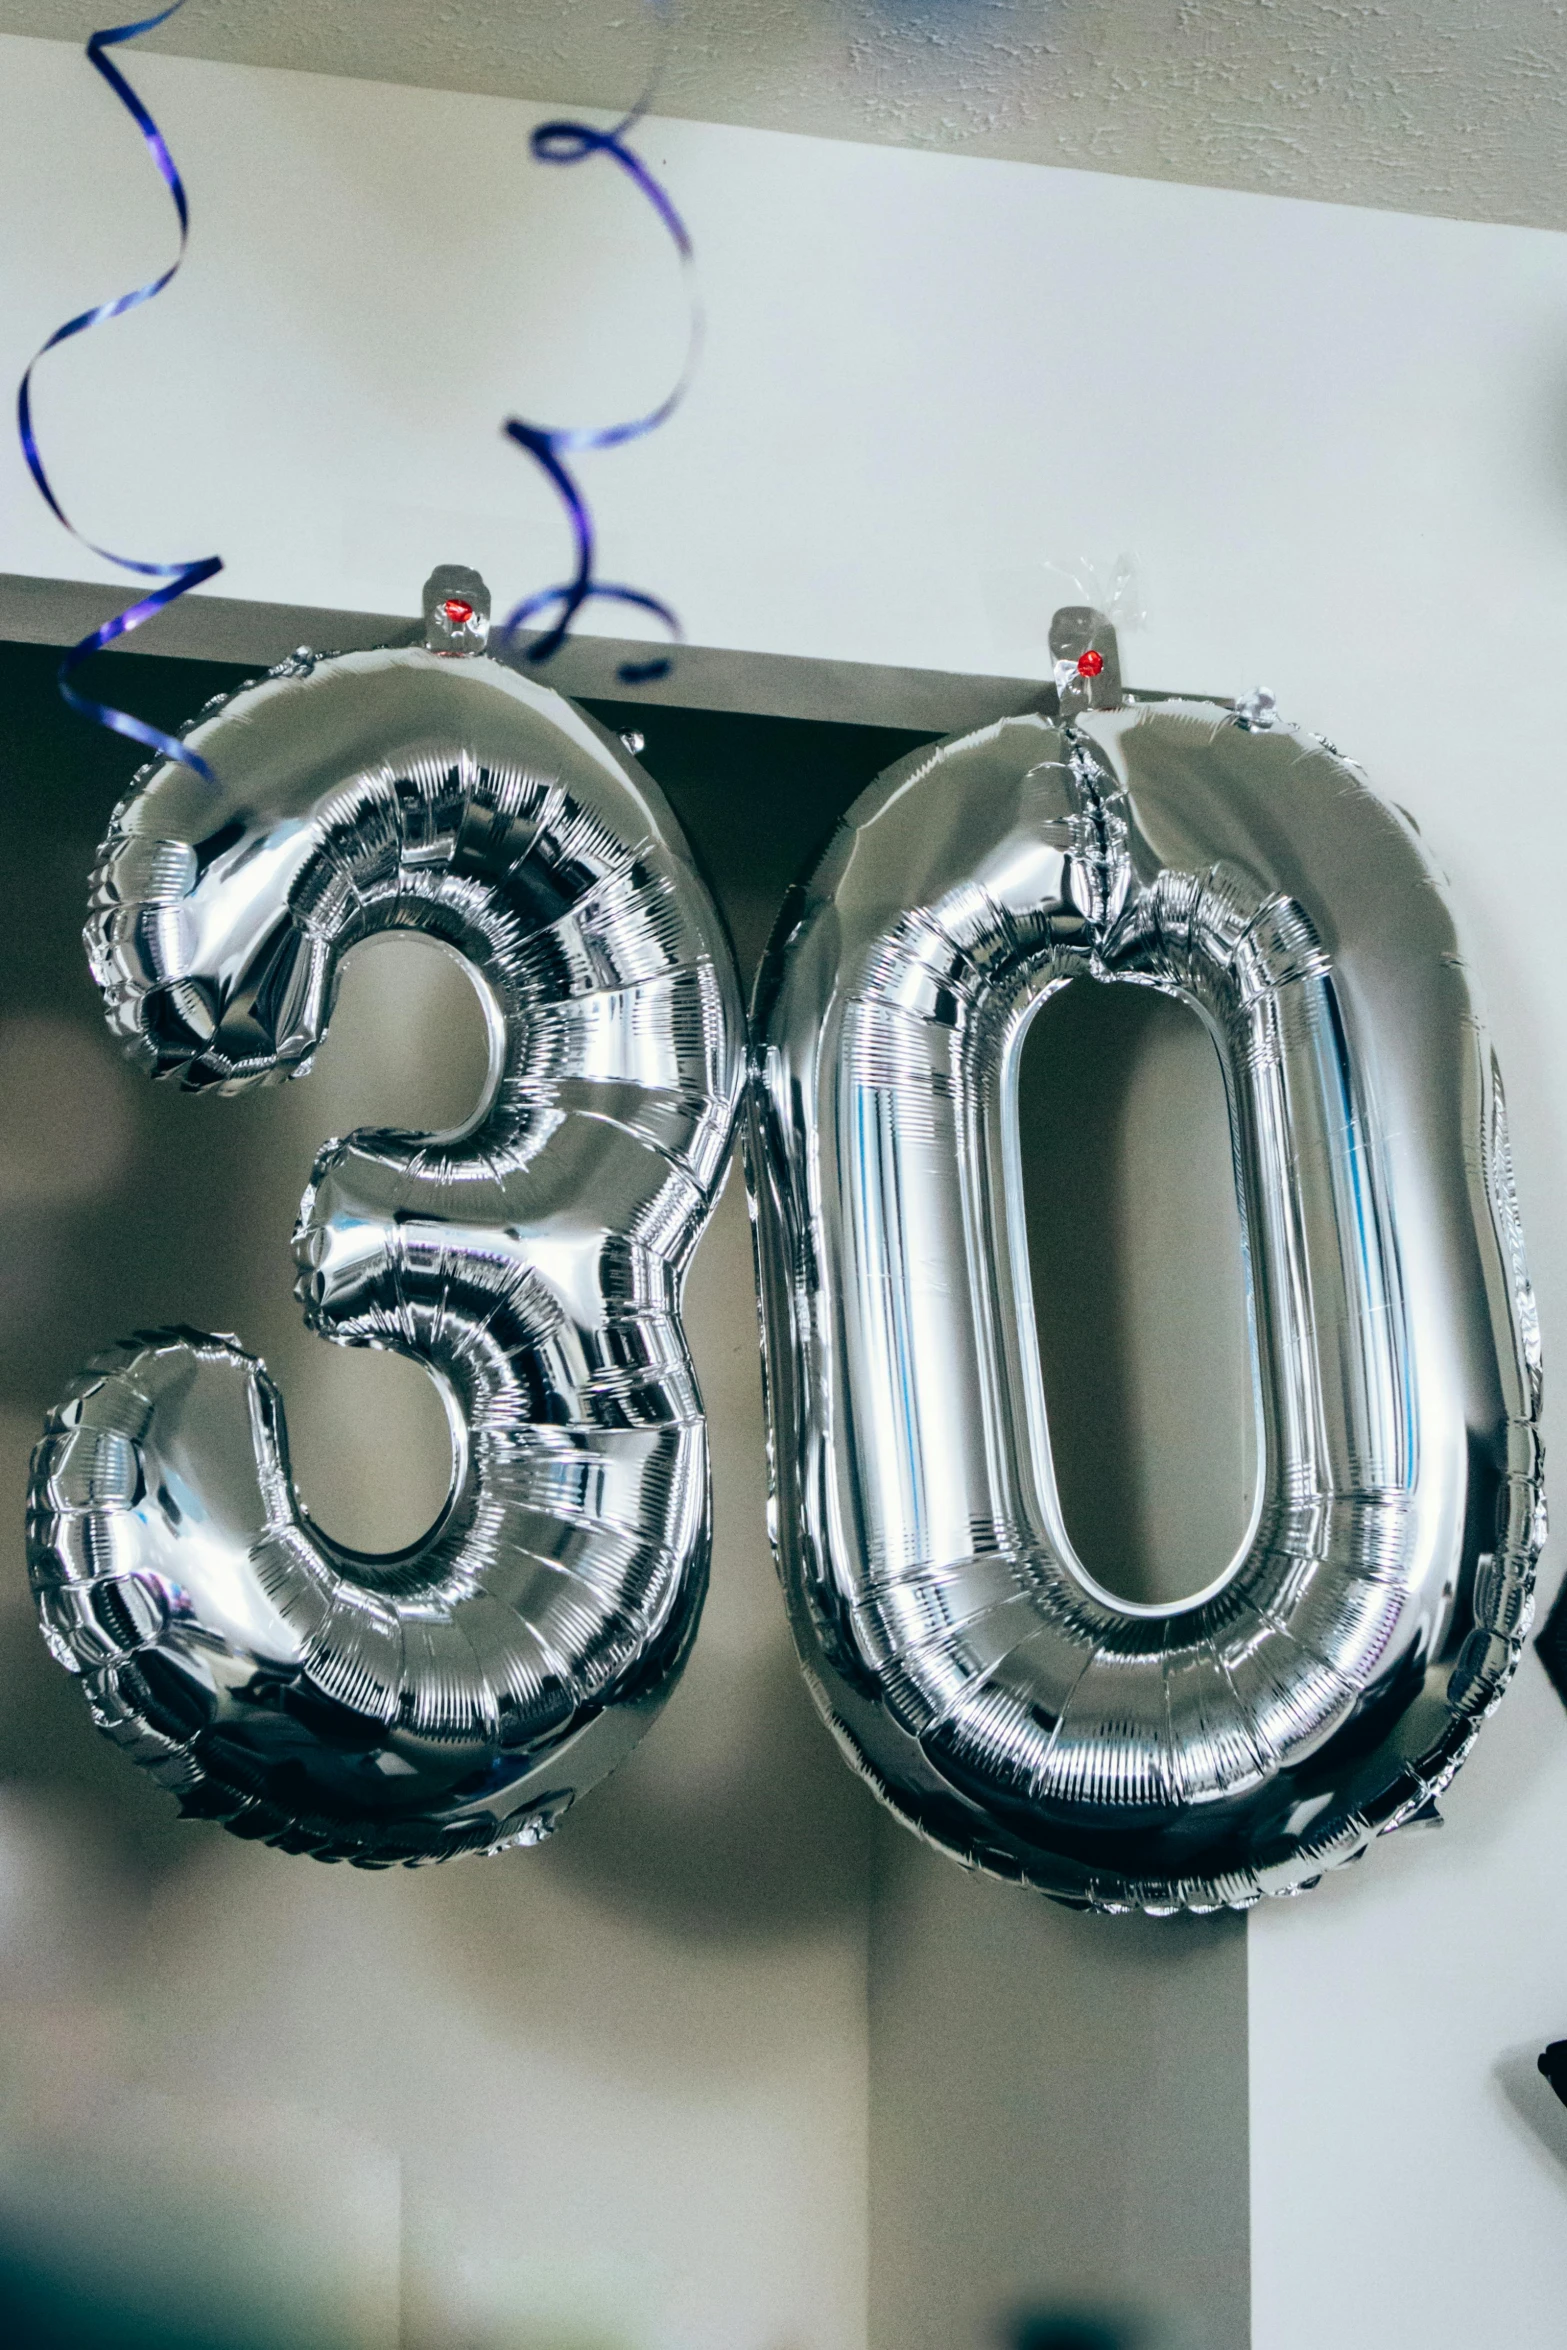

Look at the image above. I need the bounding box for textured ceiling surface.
[6,1,1567,231]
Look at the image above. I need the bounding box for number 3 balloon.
[747,607,1545,1913]
[27,572,744,1864]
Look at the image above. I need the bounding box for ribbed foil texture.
[28,645,743,1865]
[747,700,1544,1912]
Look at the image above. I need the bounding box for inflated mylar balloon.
[748,606,1545,1913]
[27,570,744,1864]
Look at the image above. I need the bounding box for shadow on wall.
[1004,2310,1174,2350]
[1495,2040,1567,2181]
[0,2279,1188,2350]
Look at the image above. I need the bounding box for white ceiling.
[6,0,1567,232]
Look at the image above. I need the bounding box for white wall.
[1249,1661,1567,2350]
[5,28,1567,2348]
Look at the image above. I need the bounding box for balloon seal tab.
[1233,686,1279,733]
[1050,606,1122,717]
[423,565,491,657]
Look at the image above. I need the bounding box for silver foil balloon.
[27,577,744,1864]
[747,607,1545,1913]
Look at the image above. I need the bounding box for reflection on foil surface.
[749,651,1544,1912]
[26,643,745,1865]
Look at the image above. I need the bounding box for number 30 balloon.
[26,575,744,1864]
[748,608,1545,1912]
[26,588,1544,1903]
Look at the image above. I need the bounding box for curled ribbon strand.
[17,1,222,779]
[500,42,700,688]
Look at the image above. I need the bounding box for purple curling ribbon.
[500,38,700,688]
[17,1,222,778]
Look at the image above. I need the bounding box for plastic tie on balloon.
[1050,606,1123,719]
[1233,686,1279,732]
[984,551,1145,674]
[423,565,491,657]
[1052,551,1147,635]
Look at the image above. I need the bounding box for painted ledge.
[0,571,1048,739]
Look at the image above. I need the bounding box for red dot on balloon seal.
[442,598,475,626]
[1076,649,1105,677]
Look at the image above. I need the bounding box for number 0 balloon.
[747,608,1545,1913]
[27,574,744,1864]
